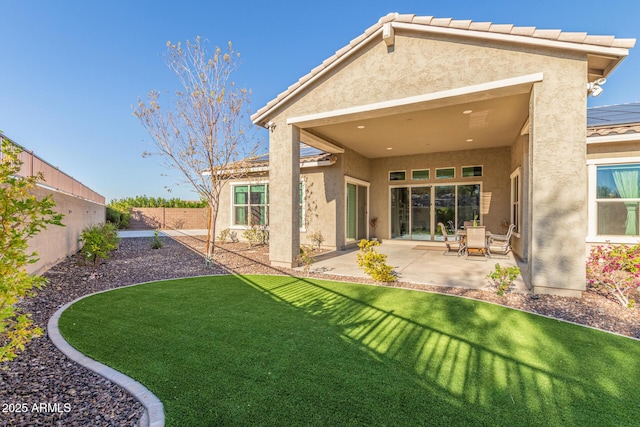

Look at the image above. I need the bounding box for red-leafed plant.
[586,243,640,308]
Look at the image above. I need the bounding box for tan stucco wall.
[27,186,105,274]
[266,30,591,294]
[369,146,511,239]
[213,167,341,250]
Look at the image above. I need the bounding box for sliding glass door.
[411,187,431,240]
[391,184,480,241]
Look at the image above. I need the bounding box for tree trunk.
[206,203,218,259]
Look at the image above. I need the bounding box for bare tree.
[134,37,260,258]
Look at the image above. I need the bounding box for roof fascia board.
[587,133,640,144]
[287,72,543,128]
[391,22,631,58]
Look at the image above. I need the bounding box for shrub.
[356,239,396,283]
[79,223,120,276]
[308,230,325,250]
[485,263,521,296]
[297,245,316,275]
[218,228,231,244]
[151,229,163,249]
[0,137,64,362]
[243,225,268,248]
[587,243,640,308]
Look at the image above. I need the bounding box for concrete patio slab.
[299,240,529,292]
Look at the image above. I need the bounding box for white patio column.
[268,123,300,268]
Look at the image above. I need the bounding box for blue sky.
[1,0,639,202]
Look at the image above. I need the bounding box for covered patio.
[299,240,528,292]
[252,13,634,296]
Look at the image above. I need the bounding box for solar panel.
[587,102,640,127]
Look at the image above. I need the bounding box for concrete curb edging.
[48,293,165,427]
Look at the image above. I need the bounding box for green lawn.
[59,275,640,426]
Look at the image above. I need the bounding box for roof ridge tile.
[489,24,515,34]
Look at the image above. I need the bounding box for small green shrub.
[105,206,130,229]
[218,228,232,244]
[243,225,268,248]
[297,245,316,275]
[356,239,396,283]
[308,230,325,250]
[151,229,163,249]
[79,223,120,276]
[485,263,521,296]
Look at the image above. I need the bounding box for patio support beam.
[287,73,543,128]
[300,129,345,154]
[268,123,300,268]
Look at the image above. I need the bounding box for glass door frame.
[389,182,483,241]
[345,176,370,244]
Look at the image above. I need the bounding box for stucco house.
[217,13,637,297]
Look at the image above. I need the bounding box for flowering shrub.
[586,243,640,308]
[356,239,396,283]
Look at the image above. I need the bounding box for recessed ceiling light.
[463,109,473,115]
[466,138,474,142]
[357,125,365,129]
[386,147,393,150]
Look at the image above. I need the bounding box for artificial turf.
[59,275,640,426]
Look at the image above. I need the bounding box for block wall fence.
[129,207,208,230]
[27,186,106,274]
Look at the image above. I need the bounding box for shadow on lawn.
[166,232,632,424]
[236,274,621,425]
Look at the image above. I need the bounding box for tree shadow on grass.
[236,274,635,426]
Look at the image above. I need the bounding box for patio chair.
[488,224,516,257]
[438,222,463,256]
[465,226,489,259]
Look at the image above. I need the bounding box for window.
[436,167,455,179]
[389,171,406,181]
[233,184,268,226]
[510,168,521,234]
[232,182,304,228]
[462,166,483,177]
[596,164,640,236]
[411,169,430,180]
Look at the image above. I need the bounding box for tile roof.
[252,13,635,124]
[587,103,640,137]
[587,124,640,137]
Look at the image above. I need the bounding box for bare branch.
[134,37,262,257]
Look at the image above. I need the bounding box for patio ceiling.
[290,74,537,158]
[305,93,530,158]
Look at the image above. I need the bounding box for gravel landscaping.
[1,234,638,426]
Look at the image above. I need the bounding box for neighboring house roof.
[587,102,640,137]
[252,13,636,126]
[249,144,336,170]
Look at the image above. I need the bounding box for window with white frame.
[510,168,521,234]
[233,184,268,226]
[436,167,455,179]
[231,182,304,228]
[595,163,640,236]
[462,165,483,177]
